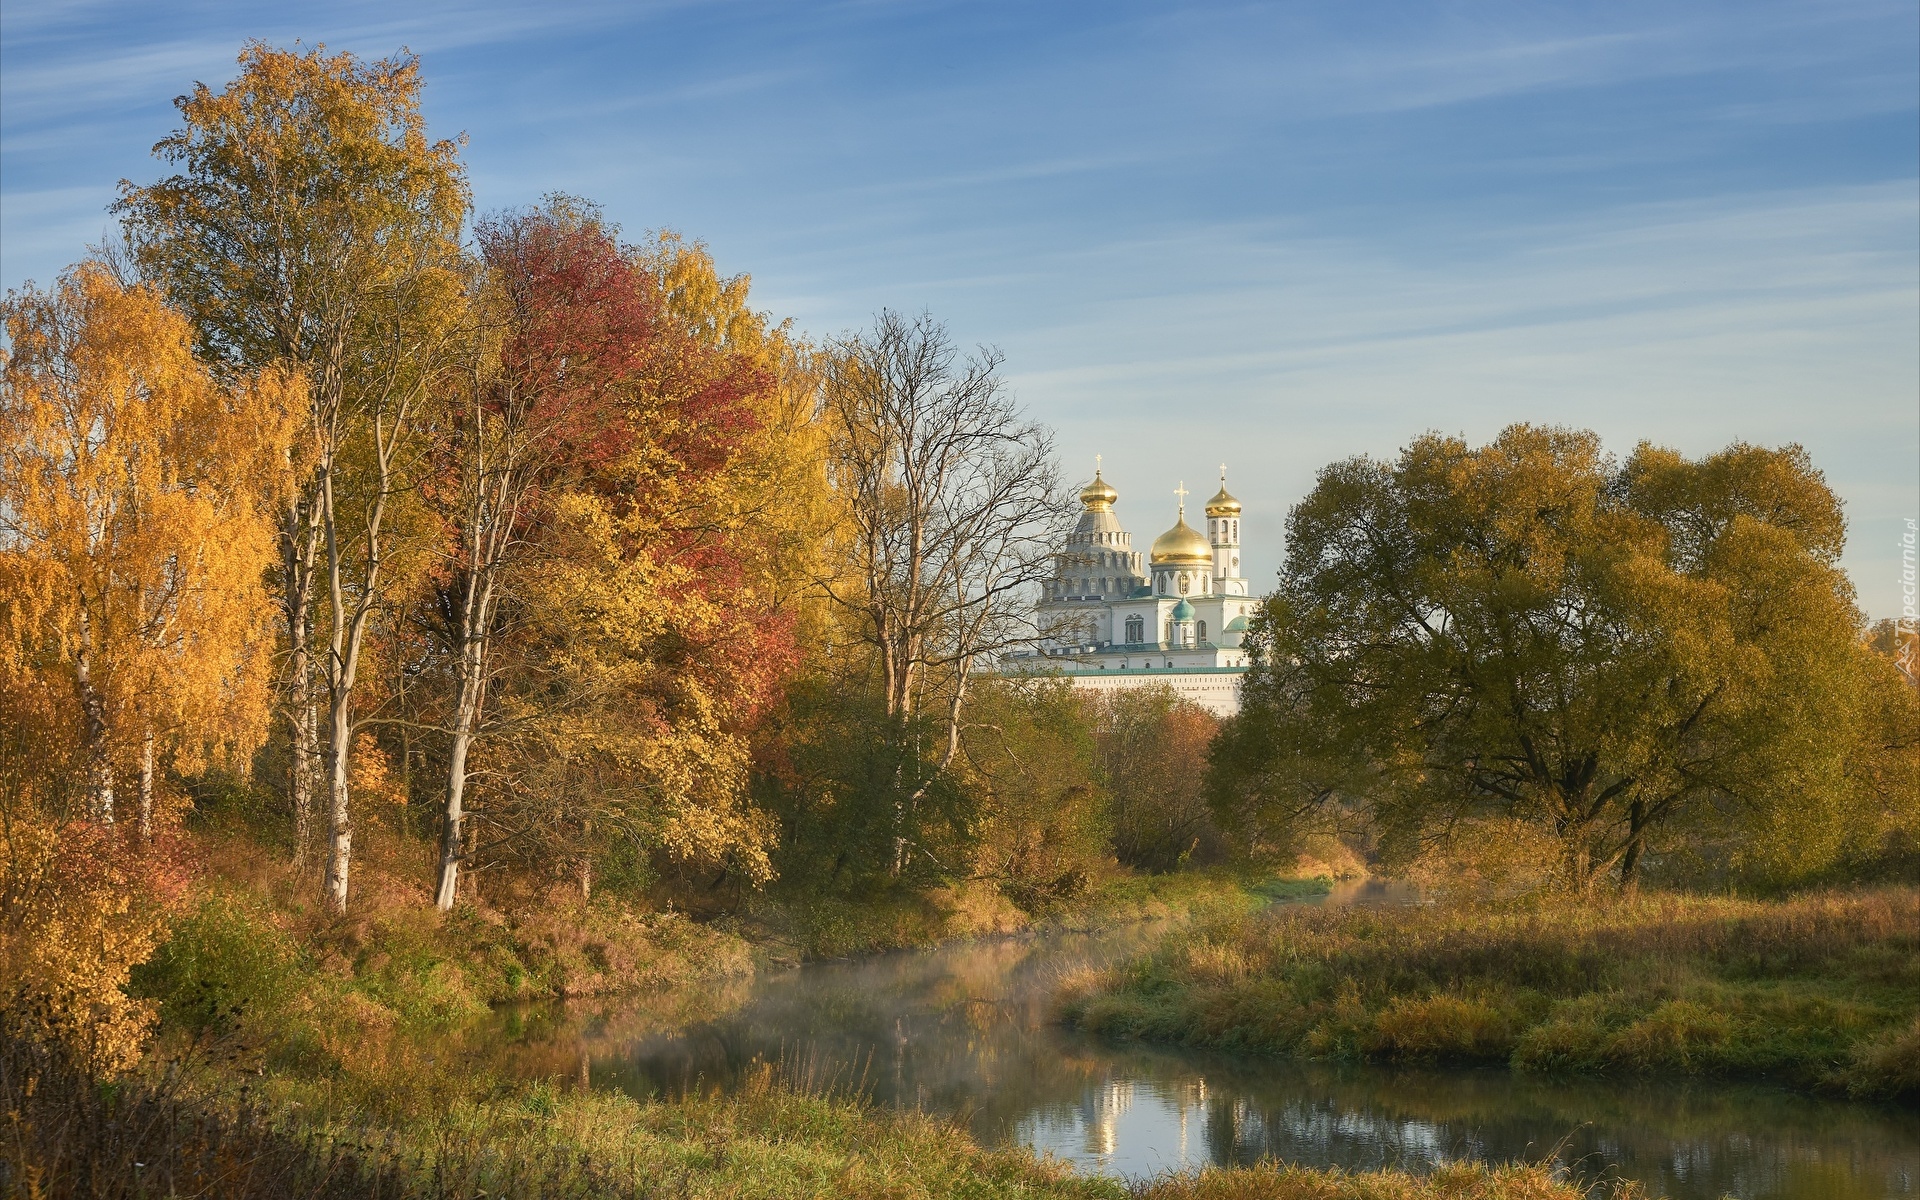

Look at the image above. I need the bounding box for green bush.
[1368,991,1528,1061]
[131,891,304,1035]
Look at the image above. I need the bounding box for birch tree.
[118,43,467,908]
[0,263,293,833]
[820,310,1071,873]
[424,202,642,910]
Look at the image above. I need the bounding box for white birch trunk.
[139,727,155,839]
[75,605,115,826]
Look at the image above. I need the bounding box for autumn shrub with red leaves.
[0,807,193,1070]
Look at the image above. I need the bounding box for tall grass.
[1059,888,1920,1101]
[1134,1163,1643,1200]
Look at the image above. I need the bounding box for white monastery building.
[1008,464,1262,717]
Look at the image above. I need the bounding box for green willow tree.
[1212,424,1920,891]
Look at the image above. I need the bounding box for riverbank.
[1057,887,1920,1102]
[19,866,1908,1195]
[3,1011,1629,1200]
[8,849,1428,1197]
[126,861,756,1046]
[112,857,1339,1115]
[136,833,1331,1037]
[753,869,1334,960]
[104,831,1345,1121]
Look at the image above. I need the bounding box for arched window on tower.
[1125,615,1144,644]
[1197,620,1207,642]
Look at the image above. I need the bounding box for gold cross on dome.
[1095,453,1102,473]
[1174,481,1188,514]
[1219,463,1227,482]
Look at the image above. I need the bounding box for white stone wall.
[1062,670,1245,718]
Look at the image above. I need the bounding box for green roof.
[1171,599,1195,620]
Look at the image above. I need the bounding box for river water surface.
[484,884,1917,1199]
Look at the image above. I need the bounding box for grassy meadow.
[1058,887,1920,1102]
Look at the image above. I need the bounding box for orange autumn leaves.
[0,264,291,1064]
[0,263,298,828]
[423,204,815,901]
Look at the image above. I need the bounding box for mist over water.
[480,885,1918,1200]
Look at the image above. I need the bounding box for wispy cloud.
[968,183,1916,608]
[1,40,237,113]
[2,0,1912,611]
[0,187,120,284]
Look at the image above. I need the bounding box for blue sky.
[4,1,1916,614]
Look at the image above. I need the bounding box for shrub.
[0,813,188,1071]
[132,889,303,1034]
[1838,1015,1920,1101]
[0,1008,410,1199]
[1369,993,1524,1061]
[1400,819,1569,908]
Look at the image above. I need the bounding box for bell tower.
[1205,466,1247,597]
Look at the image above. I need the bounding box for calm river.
[481,884,1918,1199]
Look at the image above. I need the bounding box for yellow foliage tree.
[118,42,469,908]
[632,229,836,625]
[0,263,296,834]
[495,492,777,893]
[439,228,834,901]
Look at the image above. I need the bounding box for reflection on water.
[477,884,1918,1199]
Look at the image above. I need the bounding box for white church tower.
[1205,467,1249,597]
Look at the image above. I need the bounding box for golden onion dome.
[1079,469,1118,512]
[1150,515,1213,565]
[1206,469,1242,516]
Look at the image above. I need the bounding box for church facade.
[1008,466,1261,717]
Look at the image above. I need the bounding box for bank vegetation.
[1060,887,1920,1101]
